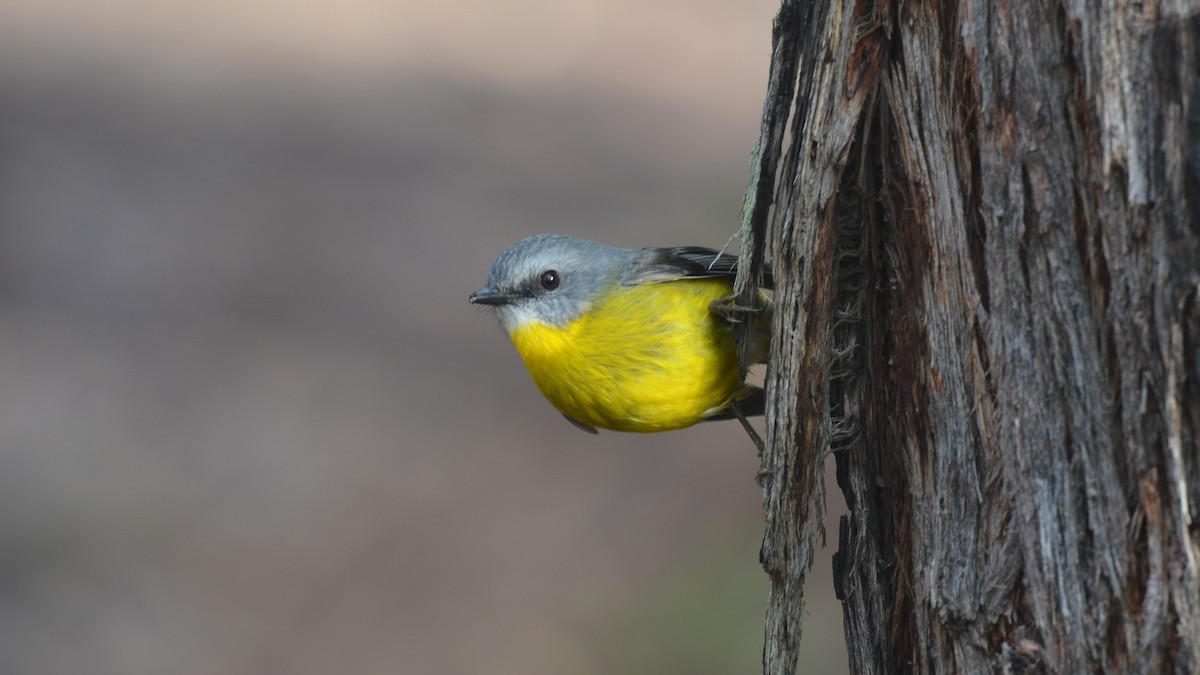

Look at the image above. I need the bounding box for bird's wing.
[627,246,773,288]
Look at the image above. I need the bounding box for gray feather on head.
[481,234,632,330]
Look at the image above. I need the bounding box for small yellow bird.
[470,234,771,433]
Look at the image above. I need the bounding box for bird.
[469,234,771,433]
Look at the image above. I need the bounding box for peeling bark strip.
[753,0,889,672]
[754,1,1200,674]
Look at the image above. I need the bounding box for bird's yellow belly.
[508,279,742,432]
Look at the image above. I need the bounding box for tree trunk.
[747,1,1200,673]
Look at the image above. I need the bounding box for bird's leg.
[708,296,764,325]
[729,399,765,455]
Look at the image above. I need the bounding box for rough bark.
[748,1,1200,673]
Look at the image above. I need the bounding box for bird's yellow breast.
[507,278,743,432]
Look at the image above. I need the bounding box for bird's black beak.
[469,287,519,306]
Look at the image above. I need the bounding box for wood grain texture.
[751,0,1200,672]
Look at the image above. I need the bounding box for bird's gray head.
[469,234,630,332]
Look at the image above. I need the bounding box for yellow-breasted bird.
[469,234,771,433]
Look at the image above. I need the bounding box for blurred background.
[0,1,848,673]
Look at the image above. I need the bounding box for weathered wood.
[741,5,818,673]
[748,0,890,673]
[753,0,1200,672]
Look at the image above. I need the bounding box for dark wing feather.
[627,246,773,288]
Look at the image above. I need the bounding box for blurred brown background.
[0,1,848,673]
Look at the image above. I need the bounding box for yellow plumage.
[508,278,758,432]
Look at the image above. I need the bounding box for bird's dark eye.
[539,270,560,290]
